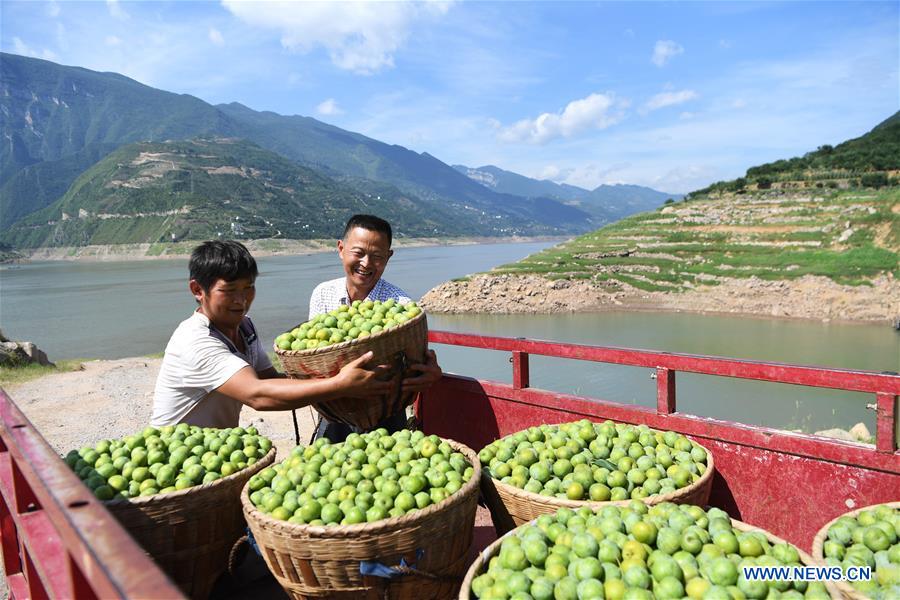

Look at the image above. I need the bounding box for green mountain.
[214,102,591,232]
[452,164,680,222]
[0,53,593,237]
[1,138,496,248]
[0,53,235,228]
[693,111,900,196]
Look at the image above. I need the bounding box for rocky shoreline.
[4,235,565,264]
[420,272,900,323]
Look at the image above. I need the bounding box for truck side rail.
[427,330,900,456]
[422,330,900,550]
[0,389,184,599]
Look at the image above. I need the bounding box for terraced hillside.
[421,189,900,322]
[494,189,899,289]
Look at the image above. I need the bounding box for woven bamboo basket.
[104,447,276,599]
[481,441,715,535]
[460,514,840,599]
[242,439,480,600]
[275,311,428,431]
[811,501,900,600]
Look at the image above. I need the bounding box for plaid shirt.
[308,277,412,319]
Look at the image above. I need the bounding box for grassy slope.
[488,189,900,292]
[0,359,86,387]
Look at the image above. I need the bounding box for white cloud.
[221,0,453,74]
[316,98,343,116]
[679,111,697,120]
[641,89,699,113]
[106,0,129,20]
[497,93,625,145]
[538,165,561,180]
[105,35,122,46]
[55,22,69,51]
[732,98,747,109]
[47,1,60,18]
[209,27,225,47]
[651,165,718,193]
[550,162,632,190]
[652,40,683,67]
[719,39,732,49]
[12,37,57,60]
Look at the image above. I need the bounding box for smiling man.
[308,214,442,442]
[308,214,411,318]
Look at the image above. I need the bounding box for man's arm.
[217,352,393,411]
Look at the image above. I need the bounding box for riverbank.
[420,272,900,323]
[6,235,566,264]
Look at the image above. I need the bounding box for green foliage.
[0,359,85,387]
[746,112,900,177]
[688,111,900,197]
[861,173,889,189]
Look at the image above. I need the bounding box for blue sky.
[3,1,898,194]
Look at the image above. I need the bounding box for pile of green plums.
[247,428,474,525]
[821,504,900,599]
[275,299,422,351]
[479,420,709,502]
[65,424,272,500]
[470,502,828,600]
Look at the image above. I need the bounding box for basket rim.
[103,446,277,507]
[459,514,826,600]
[811,500,900,557]
[240,438,480,539]
[274,310,426,358]
[483,437,715,510]
[810,500,900,600]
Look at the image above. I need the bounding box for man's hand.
[401,350,442,393]
[335,351,394,398]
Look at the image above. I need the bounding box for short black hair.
[343,214,392,246]
[189,240,258,292]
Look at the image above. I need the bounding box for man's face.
[338,226,393,292]
[190,277,256,330]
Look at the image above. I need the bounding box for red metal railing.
[422,330,900,549]
[428,330,900,454]
[0,389,184,599]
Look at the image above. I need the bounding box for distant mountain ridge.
[1,138,499,248]
[0,53,594,239]
[453,164,680,222]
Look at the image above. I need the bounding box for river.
[2,242,898,435]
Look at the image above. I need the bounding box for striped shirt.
[308,277,412,319]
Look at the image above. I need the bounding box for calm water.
[2,242,898,434]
